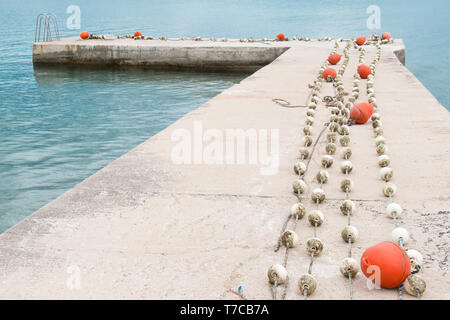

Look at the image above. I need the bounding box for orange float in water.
[357,64,372,79]
[277,33,285,41]
[350,102,374,124]
[382,32,392,40]
[361,241,411,289]
[356,36,366,45]
[134,31,142,37]
[323,68,337,81]
[328,53,342,65]
[80,31,89,39]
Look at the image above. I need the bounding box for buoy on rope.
[323,68,337,81]
[340,258,359,278]
[404,274,426,296]
[356,36,366,45]
[293,179,307,194]
[386,202,402,218]
[267,264,288,284]
[360,241,411,289]
[277,33,285,41]
[350,102,374,124]
[382,32,392,40]
[328,53,342,65]
[308,210,324,226]
[378,154,390,167]
[291,203,306,219]
[340,199,355,215]
[311,188,326,203]
[298,274,317,296]
[80,31,89,39]
[134,31,142,37]
[281,230,299,248]
[357,64,372,79]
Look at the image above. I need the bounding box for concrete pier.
[33,37,405,70]
[1,39,448,299]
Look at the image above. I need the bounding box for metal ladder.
[35,13,60,42]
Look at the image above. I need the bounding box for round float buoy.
[134,31,142,37]
[328,53,342,65]
[350,102,374,124]
[357,64,372,79]
[360,241,411,289]
[382,32,391,40]
[80,31,89,39]
[356,36,366,45]
[323,68,337,81]
[277,33,285,41]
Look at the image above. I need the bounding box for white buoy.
[294,162,307,175]
[392,227,410,244]
[342,147,352,159]
[407,249,423,266]
[305,116,314,125]
[386,202,402,218]
[376,143,387,155]
[316,170,329,184]
[321,155,334,168]
[281,230,299,248]
[379,167,393,181]
[340,199,355,215]
[373,126,383,137]
[291,203,306,219]
[383,182,396,197]
[306,238,324,256]
[298,274,317,296]
[340,160,353,174]
[293,179,307,194]
[326,143,337,155]
[311,188,326,203]
[404,274,426,296]
[342,225,359,242]
[327,132,337,143]
[303,135,313,147]
[341,178,354,192]
[340,258,359,278]
[340,135,350,146]
[299,147,309,160]
[375,136,386,146]
[308,210,324,226]
[267,264,288,285]
[378,155,390,167]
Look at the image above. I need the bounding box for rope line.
[272,98,307,108]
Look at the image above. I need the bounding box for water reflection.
[0,65,248,232]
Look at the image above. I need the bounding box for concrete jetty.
[0,39,448,299]
[33,37,405,70]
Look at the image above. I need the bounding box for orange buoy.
[356,36,366,46]
[357,64,372,79]
[277,33,285,41]
[323,68,337,81]
[361,241,411,289]
[80,31,89,39]
[134,31,142,37]
[350,102,374,124]
[382,32,391,40]
[328,53,342,65]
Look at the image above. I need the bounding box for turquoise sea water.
[0,0,449,232]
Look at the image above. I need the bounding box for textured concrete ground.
[1,40,448,299]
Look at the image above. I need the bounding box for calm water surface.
[0,0,449,232]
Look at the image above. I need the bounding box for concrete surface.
[32,37,405,70]
[1,40,448,299]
